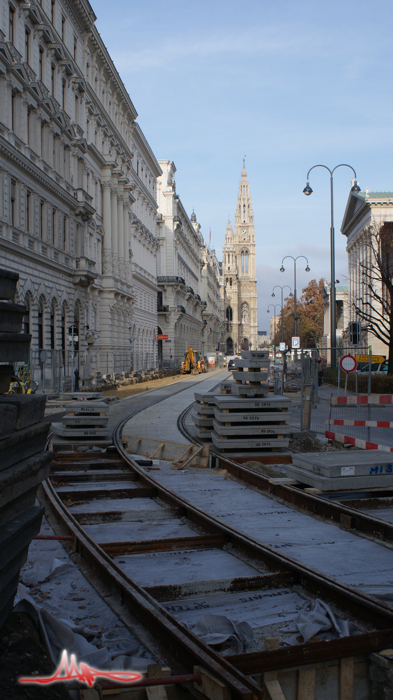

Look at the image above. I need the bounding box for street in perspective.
[1,1,393,699]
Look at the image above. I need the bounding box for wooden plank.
[194,665,230,700]
[264,638,280,683]
[265,680,286,700]
[340,657,354,700]
[146,664,167,700]
[297,668,315,700]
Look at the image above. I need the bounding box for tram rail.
[39,399,393,700]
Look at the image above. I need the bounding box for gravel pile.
[289,434,341,453]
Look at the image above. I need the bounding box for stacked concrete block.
[212,350,291,455]
[0,268,52,630]
[192,392,217,440]
[285,452,393,491]
[52,401,110,441]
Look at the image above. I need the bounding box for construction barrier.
[325,430,393,453]
[331,395,393,406]
[325,419,393,428]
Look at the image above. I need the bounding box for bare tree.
[352,221,393,374]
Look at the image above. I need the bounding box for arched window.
[226,306,233,322]
[38,297,44,349]
[241,249,249,273]
[50,300,56,349]
[243,204,246,222]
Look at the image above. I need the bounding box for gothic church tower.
[221,162,258,354]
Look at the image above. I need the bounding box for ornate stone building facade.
[341,189,393,357]
[221,163,258,354]
[156,160,222,365]
[0,0,161,383]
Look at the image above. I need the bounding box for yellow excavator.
[181,347,206,374]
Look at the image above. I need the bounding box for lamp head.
[271,292,275,297]
[303,182,313,196]
[289,292,293,297]
[280,265,285,273]
[267,308,270,313]
[305,265,310,272]
[351,180,361,193]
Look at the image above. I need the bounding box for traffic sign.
[355,354,385,364]
[279,342,286,351]
[340,354,357,373]
[157,334,168,340]
[291,337,300,349]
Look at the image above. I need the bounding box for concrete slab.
[292,451,393,478]
[0,422,50,471]
[0,302,27,333]
[232,371,269,382]
[234,359,270,369]
[212,420,291,436]
[0,332,31,362]
[56,480,140,492]
[211,434,289,450]
[194,393,218,404]
[283,462,393,491]
[192,414,213,427]
[0,404,17,439]
[0,394,46,430]
[214,408,291,422]
[214,395,290,410]
[68,498,164,514]
[0,269,18,300]
[194,404,215,416]
[84,519,196,544]
[67,401,109,414]
[63,416,109,427]
[113,548,258,587]
[62,392,104,400]
[241,351,269,361]
[52,423,110,438]
[231,385,269,397]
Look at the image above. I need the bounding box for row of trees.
[272,278,325,349]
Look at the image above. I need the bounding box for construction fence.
[295,347,393,448]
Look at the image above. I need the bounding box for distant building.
[321,285,349,350]
[221,163,258,354]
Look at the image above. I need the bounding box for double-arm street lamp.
[303,164,360,367]
[271,285,292,342]
[280,256,310,345]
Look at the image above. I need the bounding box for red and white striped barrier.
[330,395,393,406]
[325,430,393,452]
[326,419,393,428]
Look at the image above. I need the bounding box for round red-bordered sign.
[339,354,357,373]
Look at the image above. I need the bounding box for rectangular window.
[62,79,66,109]
[26,191,31,232]
[25,27,30,63]
[73,37,77,61]
[9,4,14,44]
[40,200,44,238]
[39,46,44,81]
[11,92,15,132]
[61,15,65,41]
[63,216,67,250]
[10,179,16,226]
[51,63,56,96]
[51,0,55,25]
[52,209,56,244]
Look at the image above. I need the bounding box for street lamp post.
[267,303,282,361]
[280,256,310,358]
[271,285,292,342]
[303,164,360,368]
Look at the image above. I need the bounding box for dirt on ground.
[0,612,71,700]
[102,372,190,399]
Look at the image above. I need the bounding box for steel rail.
[42,466,261,700]
[114,417,393,632]
[178,402,393,547]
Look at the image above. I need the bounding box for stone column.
[111,187,118,276]
[102,181,112,274]
[117,194,124,280]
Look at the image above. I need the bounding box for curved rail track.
[178,402,393,549]
[39,392,393,699]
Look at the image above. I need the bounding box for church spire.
[235,160,254,226]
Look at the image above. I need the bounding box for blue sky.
[91,0,393,332]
